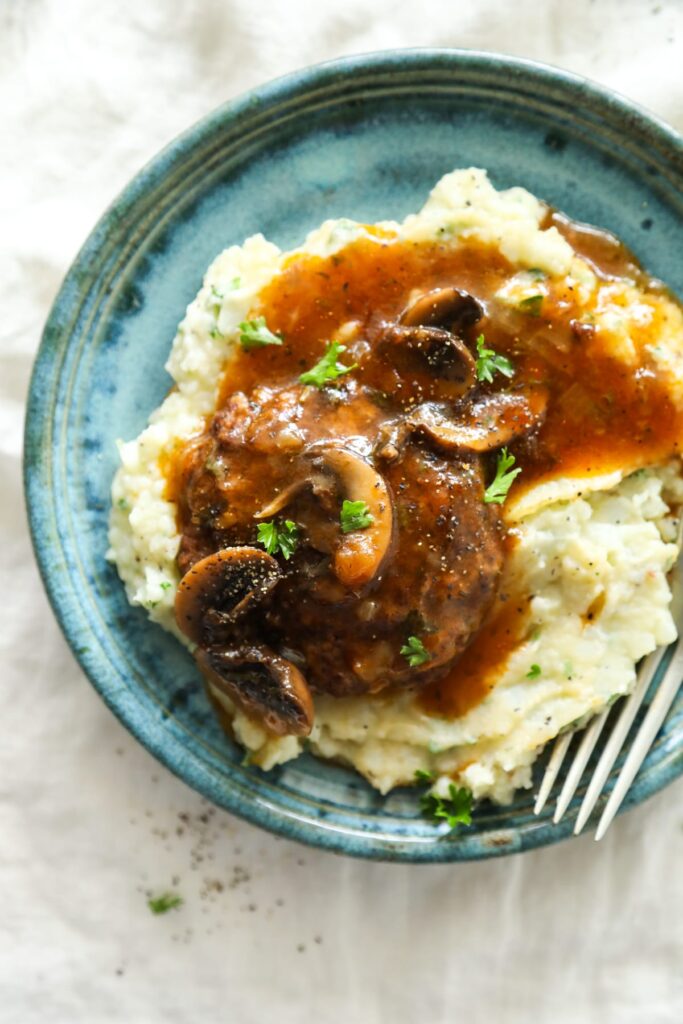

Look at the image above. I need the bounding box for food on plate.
[109,169,683,806]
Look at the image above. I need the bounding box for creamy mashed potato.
[109,169,683,803]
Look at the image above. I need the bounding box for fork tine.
[595,640,683,840]
[534,730,573,814]
[553,708,610,824]
[573,649,661,835]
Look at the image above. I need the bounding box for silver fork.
[534,542,683,840]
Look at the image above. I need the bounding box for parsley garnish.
[484,448,521,504]
[400,635,430,667]
[518,294,544,316]
[526,663,541,679]
[475,334,514,384]
[420,784,473,829]
[299,341,357,388]
[239,317,283,350]
[160,581,172,592]
[148,892,183,915]
[340,499,374,534]
[414,769,435,783]
[210,285,224,334]
[256,519,299,560]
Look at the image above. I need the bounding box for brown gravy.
[420,590,532,718]
[165,213,683,720]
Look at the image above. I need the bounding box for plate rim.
[24,47,683,862]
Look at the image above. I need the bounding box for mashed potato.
[109,169,683,803]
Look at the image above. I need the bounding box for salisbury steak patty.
[268,442,504,696]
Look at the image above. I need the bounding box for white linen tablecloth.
[2,1,682,1021]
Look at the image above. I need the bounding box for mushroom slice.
[175,547,281,646]
[197,645,314,737]
[307,443,394,591]
[380,324,477,390]
[400,286,483,332]
[410,390,548,453]
[254,480,307,520]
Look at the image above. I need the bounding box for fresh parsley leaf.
[526,663,541,679]
[256,519,299,560]
[400,635,430,667]
[518,294,544,316]
[148,892,183,915]
[475,334,514,384]
[256,521,279,555]
[340,499,374,534]
[484,447,521,504]
[299,341,357,388]
[420,784,473,829]
[239,316,283,350]
[276,521,299,560]
[414,769,435,783]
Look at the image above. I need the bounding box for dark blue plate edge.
[24,48,683,863]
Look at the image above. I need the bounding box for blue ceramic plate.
[25,50,683,861]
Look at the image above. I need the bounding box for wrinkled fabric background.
[2,2,683,1021]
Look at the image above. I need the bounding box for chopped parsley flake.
[299,341,357,388]
[475,334,514,384]
[340,499,374,534]
[414,769,435,783]
[518,294,544,316]
[210,285,224,330]
[160,581,172,592]
[420,785,473,830]
[400,635,430,667]
[239,317,283,350]
[256,519,299,560]
[526,663,541,679]
[484,448,521,504]
[147,892,183,915]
